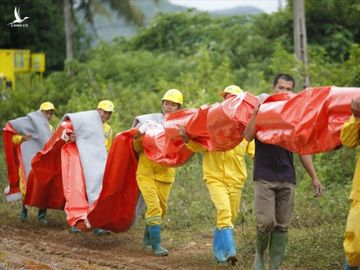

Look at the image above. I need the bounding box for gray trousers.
[254,179,295,233]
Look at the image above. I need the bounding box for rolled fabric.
[256,86,359,154]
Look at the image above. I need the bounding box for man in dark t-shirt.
[244,74,323,270]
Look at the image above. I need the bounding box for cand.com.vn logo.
[8,7,29,27]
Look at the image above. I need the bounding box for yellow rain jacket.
[133,137,176,183]
[341,115,360,266]
[133,136,175,225]
[186,139,255,228]
[186,139,255,187]
[103,122,114,152]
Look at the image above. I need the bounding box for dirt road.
[0,221,218,270]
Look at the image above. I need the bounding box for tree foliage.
[0,1,67,70]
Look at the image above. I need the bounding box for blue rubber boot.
[93,228,110,235]
[143,225,151,248]
[213,228,226,263]
[221,227,237,266]
[70,226,81,233]
[149,225,168,256]
[344,259,359,270]
[38,208,47,224]
[20,205,28,222]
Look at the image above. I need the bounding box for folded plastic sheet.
[163,106,211,149]
[61,142,89,226]
[207,92,258,151]
[26,119,104,226]
[24,121,70,209]
[9,111,51,179]
[143,92,258,166]
[143,126,194,167]
[25,122,140,231]
[2,123,23,202]
[256,86,360,154]
[87,129,139,232]
[25,122,68,209]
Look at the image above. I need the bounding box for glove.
[61,129,69,142]
[257,93,270,103]
[138,120,158,134]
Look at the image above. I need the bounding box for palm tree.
[64,0,146,61]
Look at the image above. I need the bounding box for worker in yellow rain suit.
[69,100,115,235]
[133,89,183,257]
[179,85,255,265]
[97,100,115,152]
[14,102,55,224]
[341,95,360,270]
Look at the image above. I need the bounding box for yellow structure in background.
[31,53,45,73]
[0,49,45,89]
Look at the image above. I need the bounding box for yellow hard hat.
[162,89,183,106]
[39,101,55,111]
[219,85,243,97]
[97,100,115,112]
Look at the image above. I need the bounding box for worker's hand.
[251,102,261,116]
[61,130,69,142]
[179,126,189,143]
[69,133,77,142]
[351,96,360,118]
[138,121,157,134]
[312,177,323,197]
[257,93,269,104]
[61,130,76,142]
[22,134,32,141]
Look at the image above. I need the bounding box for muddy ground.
[0,219,221,270]
[0,210,312,270]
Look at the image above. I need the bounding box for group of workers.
[3,73,360,270]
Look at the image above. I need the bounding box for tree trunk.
[64,0,73,61]
[293,0,310,88]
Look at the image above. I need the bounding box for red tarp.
[87,129,139,232]
[24,121,139,231]
[142,112,194,167]
[256,86,360,154]
[86,93,257,231]
[61,142,89,226]
[143,92,258,166]
[24,121,70,209]
[162,107,211,149]
[25,120,92,226]
[17,86,360,231]
[2,123,24,201]
[207,92,258,151]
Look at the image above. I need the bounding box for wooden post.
[64,0,73,61]
[293,0,310,88]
